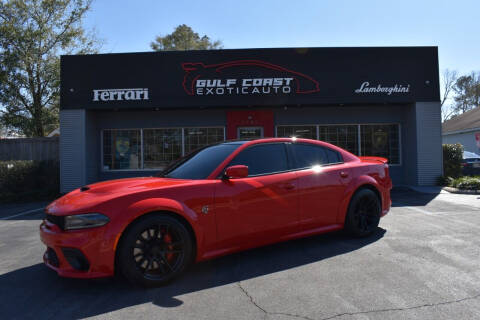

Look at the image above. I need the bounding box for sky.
[85,0,479,77]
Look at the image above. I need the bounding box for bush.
[450,176,480,190]
[436,175,454,186]
[443,143,464,178]
[0,160,60,203]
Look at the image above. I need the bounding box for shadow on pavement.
[0,211,46,220]
[0,202,48,220]
[0,227,385,319]
[391,187,439,207]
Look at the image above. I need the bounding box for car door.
[288,143,350,229]
[214,143,299,248]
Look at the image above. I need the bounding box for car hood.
[46,177,194,215]
[77,177,192,194]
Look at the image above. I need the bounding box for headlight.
[64,213,110,230]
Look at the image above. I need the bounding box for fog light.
[46,247,59,267]
[62,248,90,271]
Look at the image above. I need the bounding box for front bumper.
[39,220,116,278]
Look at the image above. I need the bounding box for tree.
[0,122,5,138]
[440,69,457,121]
[452,71,480,115]
[0,0,98,137]
[150,24,222,51]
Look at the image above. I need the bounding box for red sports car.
[40,138,392,286]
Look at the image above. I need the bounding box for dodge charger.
[40,138,392,286]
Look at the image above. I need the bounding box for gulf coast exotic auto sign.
[181,60,320,96]
[61,47,440,109]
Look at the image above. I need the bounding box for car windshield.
[463,151,480,159]
[158,143,243,180]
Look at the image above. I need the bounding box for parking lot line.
[0,207,45,220]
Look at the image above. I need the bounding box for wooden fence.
[0,137,59,161]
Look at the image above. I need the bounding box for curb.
[443,187,480,194]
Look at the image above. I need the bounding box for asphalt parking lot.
[1,189,479,320]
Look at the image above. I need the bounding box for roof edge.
[442,127,480,135]
[60,46,439,58]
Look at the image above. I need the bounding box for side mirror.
[224,165,248,179]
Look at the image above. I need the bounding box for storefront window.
[143,128,182,169]
[360,124,400,164]
[103,130,141,170]
[103,127,227,171]
[101,124,400,170]
[319,125,358,155]
[276,125,317,139]
[184,127,225,154]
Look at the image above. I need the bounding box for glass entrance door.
[237,127,264,139]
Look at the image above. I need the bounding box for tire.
[117,214,194,287]
[344,188,381,237]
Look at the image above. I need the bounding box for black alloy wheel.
[118,214,193,287]
[345,188,381,237]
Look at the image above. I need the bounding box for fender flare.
[111,197,204,260]
[336,175,381,223]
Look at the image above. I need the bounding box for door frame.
[226,110,274,139]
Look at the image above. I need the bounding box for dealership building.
[59,46,442,192]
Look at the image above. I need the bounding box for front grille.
[45,214,65,230]
[46,247,59,267]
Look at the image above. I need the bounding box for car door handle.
[340,171,349,178]
[281,183,296,190]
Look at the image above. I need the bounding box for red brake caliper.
[164,232,174,262]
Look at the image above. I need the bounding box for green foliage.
[0,160,59,203]
[0,0,98,137]
[450,176,480,190]
[442,143,464,178]
[150,24,222,51]
[436,175,454,186]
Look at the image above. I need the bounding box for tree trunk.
[33,101,45,137]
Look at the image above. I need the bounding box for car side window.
[325,148,343,164]
[290,144,328,169]
[227,143,288,176]
[290,143,343,169]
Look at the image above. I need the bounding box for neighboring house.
[442,107,480,153]
[47,128,60,137]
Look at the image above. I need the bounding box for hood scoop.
[80,186,90,192]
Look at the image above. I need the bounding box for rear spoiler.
[358,156,389,164]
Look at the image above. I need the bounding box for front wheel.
[344,189,381,237]
[117,214,194,287]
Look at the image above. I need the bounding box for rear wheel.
[118,214,193,287]
[345,188,381,237]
